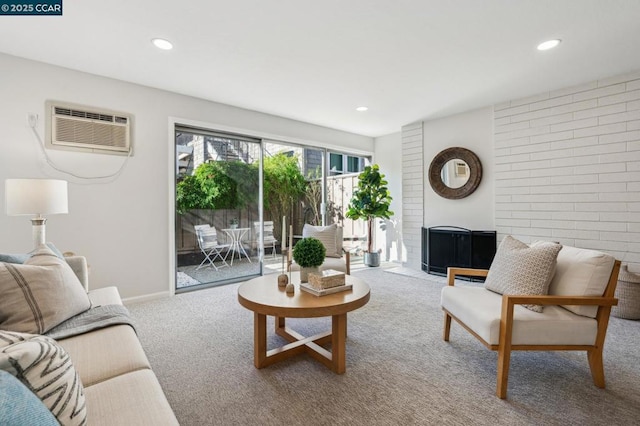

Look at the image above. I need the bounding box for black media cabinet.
[421,226,496,281]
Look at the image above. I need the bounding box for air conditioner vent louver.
[47,101,132,155]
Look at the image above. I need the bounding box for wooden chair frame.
[442,260,621,399]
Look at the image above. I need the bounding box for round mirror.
[429,147,482,199]
[440,159,470,189]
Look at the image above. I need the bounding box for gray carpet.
[128,268,640,425]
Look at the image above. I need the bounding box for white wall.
[374,132,403,262]
[422,107,495,229]
[401,122,424,268]
[494,70,640,268]
[398,71,640,272]
[399,107,494,269]
[0,53,373,300]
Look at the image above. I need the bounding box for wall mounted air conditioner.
[45,101,133,155]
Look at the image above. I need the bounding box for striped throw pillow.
[0,245,91,334]
[0,331,87,426]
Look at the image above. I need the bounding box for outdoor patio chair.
[253,221,278,258]
[194,224,231,270]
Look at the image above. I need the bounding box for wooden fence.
[176,173,367,254]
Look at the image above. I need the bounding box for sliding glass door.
[174,126,373,292]
[174,127,261,291]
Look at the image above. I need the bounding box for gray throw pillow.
[484,235,562,313]
[0,245,91,334]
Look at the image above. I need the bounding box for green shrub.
[292,237,326,268]
[176,160,257,214]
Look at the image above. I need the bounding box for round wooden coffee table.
[237,272,370,374]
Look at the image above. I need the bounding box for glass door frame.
[168,117,374,297]
[173,125,263,293]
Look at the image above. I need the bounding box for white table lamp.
[5,179,68,248]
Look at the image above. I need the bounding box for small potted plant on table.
[292,237,326,282]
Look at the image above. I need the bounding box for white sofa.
[60,256,179,425]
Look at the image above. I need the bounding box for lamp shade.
[5,179,68,216]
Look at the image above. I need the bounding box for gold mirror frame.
[428,147,482,199]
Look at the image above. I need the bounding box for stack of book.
[300,269,352,296]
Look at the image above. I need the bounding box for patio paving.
[176,251,389,290]
[176,255,286,289]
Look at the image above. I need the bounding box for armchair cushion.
[484,236,562,312]
[302,223,343,258]
[441,286,598,345]
[548,245,616,318]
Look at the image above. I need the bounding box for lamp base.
[31,217,47,248]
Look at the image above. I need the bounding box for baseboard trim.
[123,291,172,305]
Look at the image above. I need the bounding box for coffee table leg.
[255,312,348,373]
[332,313,347,374]
[275,316,285,333]
[254,312,267,368]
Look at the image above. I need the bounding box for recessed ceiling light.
[356,106,368,112]
[152,38,173,50]
[537,39,561,51]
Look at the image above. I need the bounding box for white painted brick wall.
[401,121,424,269]
[494,70,640,267]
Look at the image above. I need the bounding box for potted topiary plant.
[346,164,394,267]
[292,237,326,282]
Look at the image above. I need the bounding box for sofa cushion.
[58,324,151,387]
[0,245,91,334]
[484,236,562,312]
[0,331,87,426]
[83,369,179,426]
[548,245,616,318]
[441,286,598,346]
[88,286,123,307]
[0,369,59,426]
[64,255,90,292]
[302,223,343,258]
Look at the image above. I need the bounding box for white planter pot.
[300,266,319,283]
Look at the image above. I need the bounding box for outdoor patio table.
[222,227,252,265]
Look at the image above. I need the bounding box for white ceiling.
[1,0,640,137]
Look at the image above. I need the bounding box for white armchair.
[441,240,621,399]
[289,223,351,275]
